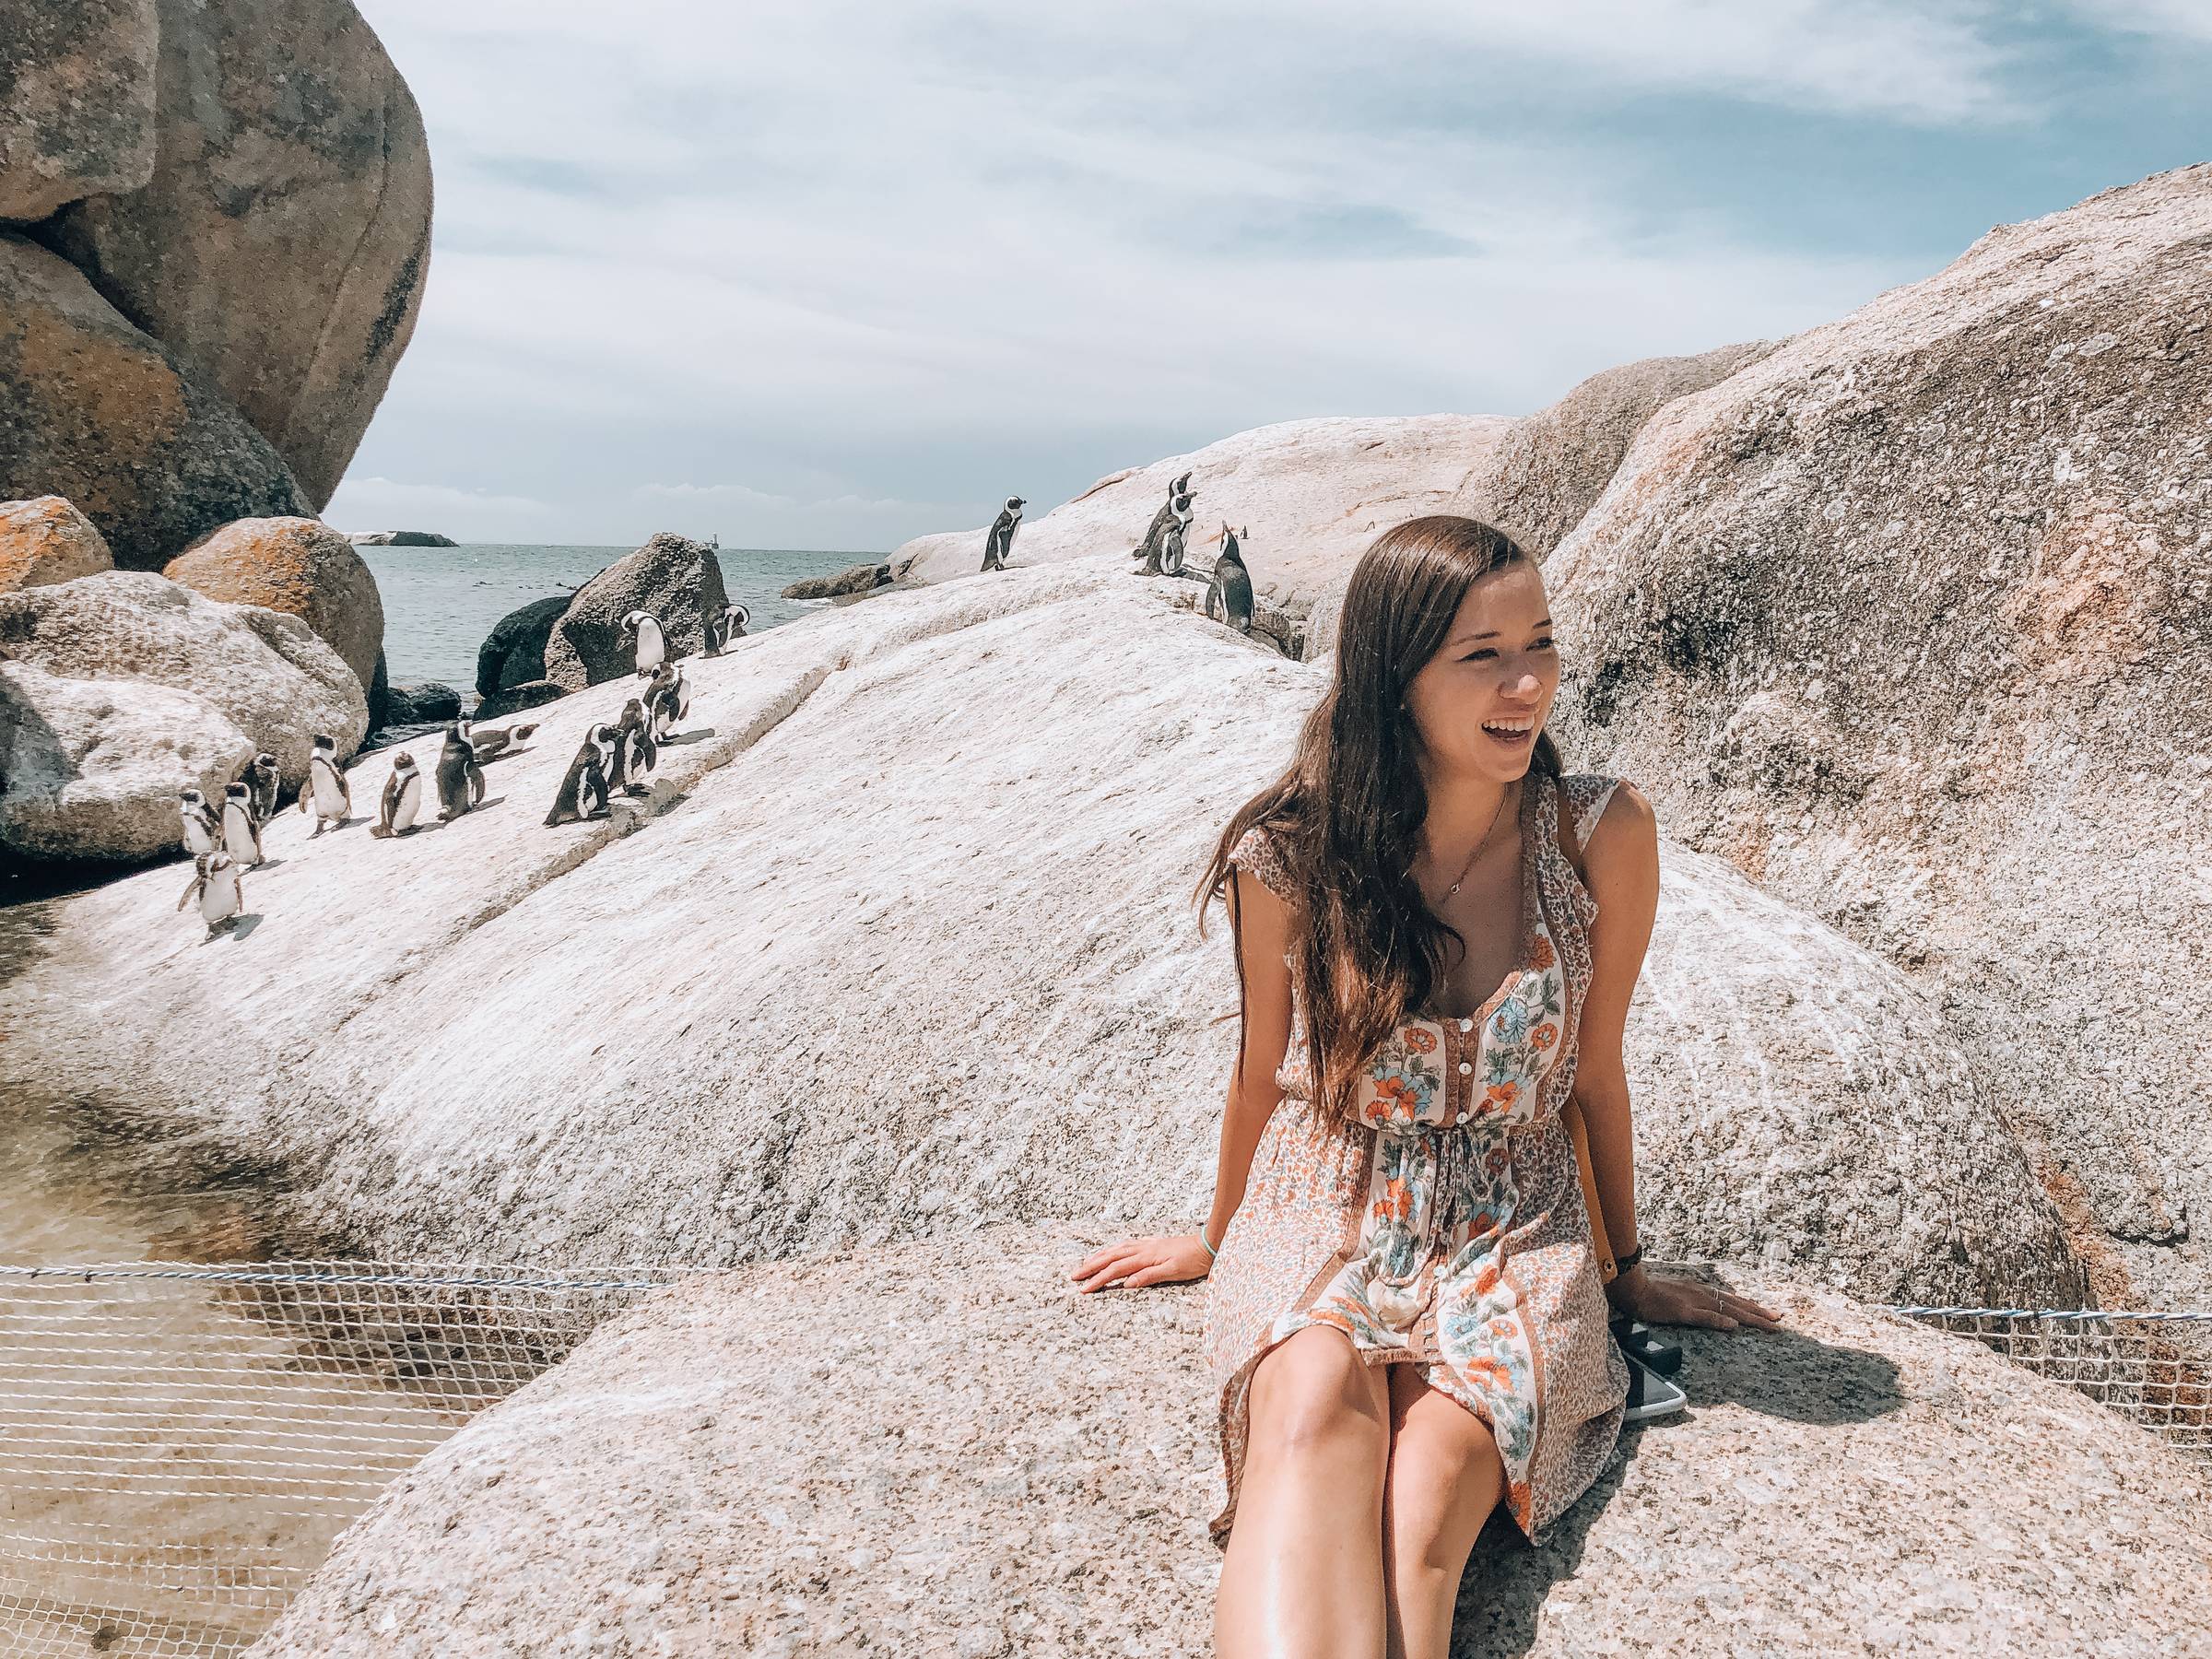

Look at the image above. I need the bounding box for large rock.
[0,568,2076,1309]
[890,347,1769,658]
[0,0,159,221]
[0,495,113,593]
[474,592,571,700]
[1543,164,2212,1309]
[893,416,1515,630]
[542,532,729,688]
[250,1227,2212,1657]
[0,231,312,568]
[163,515,383,694]
[0,570,367,860]
[40,0,432,505]
[378,678,459,727]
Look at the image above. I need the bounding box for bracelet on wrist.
[1199,1230,1218,1260]
[1613,1242,1644,1276]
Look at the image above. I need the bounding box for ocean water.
[357,543,882,694]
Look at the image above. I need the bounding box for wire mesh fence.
[1882,1304,2212,1452]
[0,1261,706,1659]
[3,1264,2207,1658]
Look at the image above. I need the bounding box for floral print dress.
[1200,771,1630,1549]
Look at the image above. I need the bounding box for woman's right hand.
[1068,1232,1215,1294]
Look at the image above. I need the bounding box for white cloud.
[335,1,2076,546]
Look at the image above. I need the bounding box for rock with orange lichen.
[31,0,432,505]
[0,496,113,594]
[0,232,312,570]
[164,516,384,695]
[0,0,159,221]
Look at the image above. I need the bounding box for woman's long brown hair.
[1193,516,1563,1126]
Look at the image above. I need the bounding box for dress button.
[1458,1017,1473,1032]
[1458,1061,1473,1076]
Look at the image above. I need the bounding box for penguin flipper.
[470,764,487,806]
[177,878,197,912]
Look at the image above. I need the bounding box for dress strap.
[1562,774,1619,853]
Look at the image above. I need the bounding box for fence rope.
[2,1264,2206,1658]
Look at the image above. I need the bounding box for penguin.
[1205,524,1256,635]
[1133,472,1196,575]
[608,697,657,796]
[619,610,666,678]
[178,788,221,857]
[220,782,264,865]
[434,721,487,820]
[641,662,675,743]
[297,733,351,835]
[371,752,425,838]
[469,722,539,765]
[543,725,613,827]
[981,496,1026,571]
[177,852,245,937]
[239,752,281,826]
[702,602,747,656]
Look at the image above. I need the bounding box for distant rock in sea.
[347,530,458,547]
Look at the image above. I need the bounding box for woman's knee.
[1246,1326,1391,1464]
[1383,1379,1506,1563]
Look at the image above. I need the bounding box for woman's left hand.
[1606,1263,1783,1332]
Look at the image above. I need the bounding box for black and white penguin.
[177,851,245,936]
[469,721,539,765]
[371,752,425,838]
[1159,490,1197,578]
[1133,472,1196,575]
[981,496,1026,571]
[645,661,689,743]
[178,788,221,857]
[220,782,264,865]
[619,609,666,678]
[297,733,351,835]
[609,697,657,796]
[1205,524,1256,635]
[702,602,749,655]
[434,721,486,820]
[240,752,281,826]
[543,725,613,827]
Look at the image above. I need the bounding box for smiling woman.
[1069,514,1781,1657]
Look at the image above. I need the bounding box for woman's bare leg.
[1380,1365,1507,1659]
[1216,1325,1394,1658]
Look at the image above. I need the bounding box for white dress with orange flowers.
[1200,770,1630,1549]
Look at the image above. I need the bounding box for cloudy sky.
[324,1,2211,552]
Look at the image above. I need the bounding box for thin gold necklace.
[1440,781,1516,901]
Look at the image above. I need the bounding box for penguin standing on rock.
[981,496,1026,571]
[645,661,690,743]
[544,726,613,827]
[178,852,245,937]
[239,752,280,826]
[297,733,351,835]
[609,697,657,795]
[178,789,220,857]
[220,782,264,865]
[702,603,750,655]
[435,722,486,820]
[1134,472,1196,575]
[1205,524,1256,635]
[619,610,666,678]
[371,752,425,838]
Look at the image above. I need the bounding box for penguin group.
[169,594,744,935]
